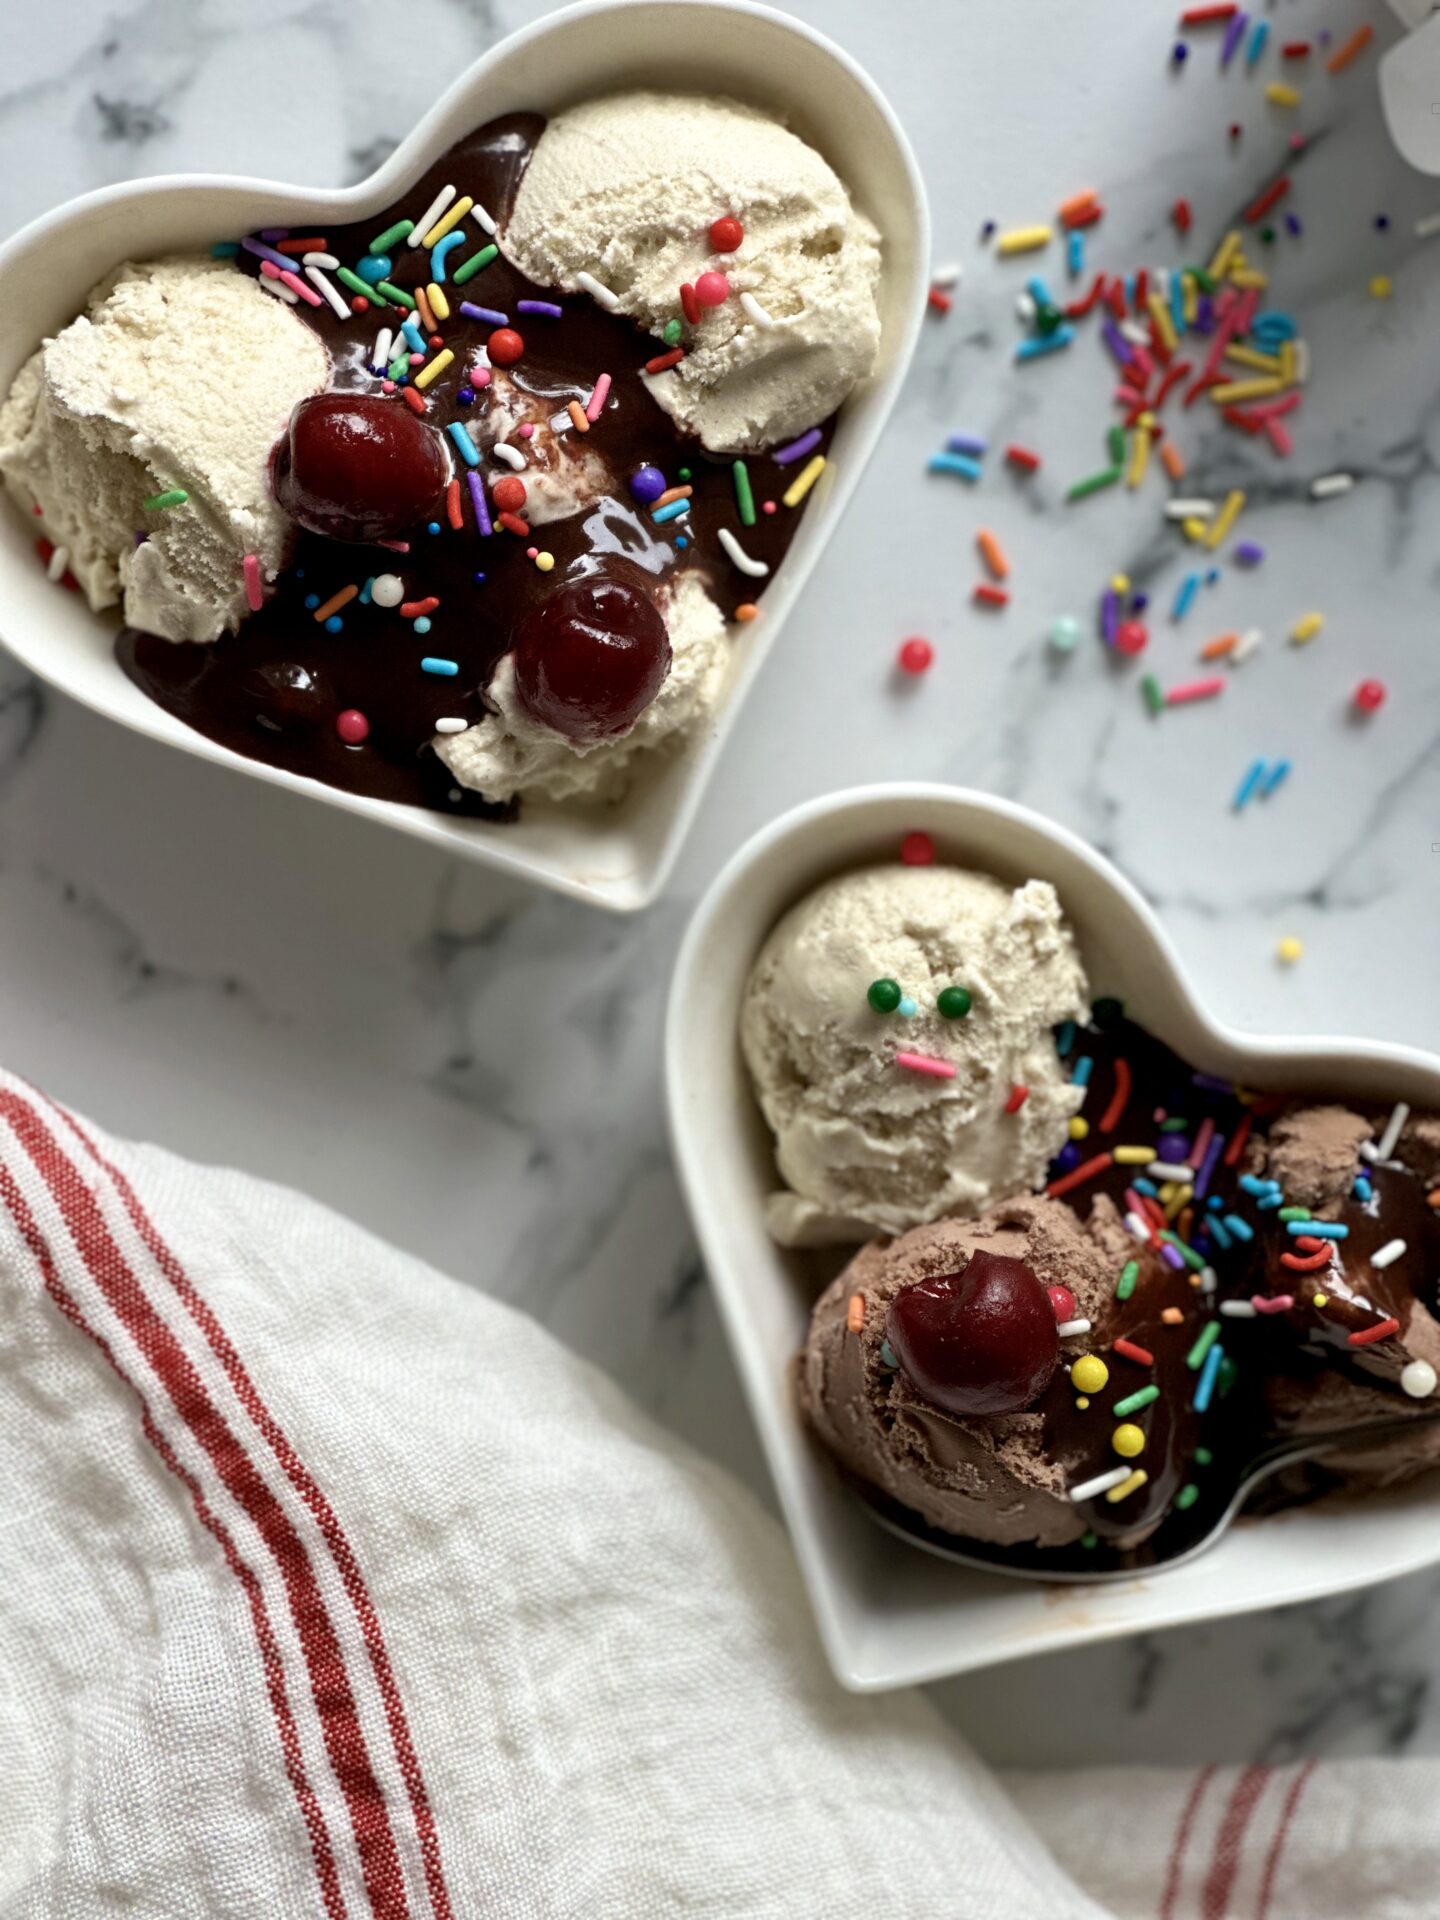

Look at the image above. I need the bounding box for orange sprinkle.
[312,583,358,622]
[445,477,462,530]
[1159,439,1186,481]
[846,1293,866,1334]
[567,399,590,434]
[653,486,695,508]
[734,602,759,622]
[277,236,326,254]
[399,596,440,618]
[976,527,1010,580]
[413,286,436,333]
[497,511,530,536]
[1099,1057,1132,1134]
[1326,22,1372,72]
[1161,1306,1184,1325]
[1179,1206,1194,1241]
[400,387,427,415]
[1058,187,1099,225]
[1200,632,1238,661]
[1428,1188,1440,1210]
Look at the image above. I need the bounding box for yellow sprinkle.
[1189,1273,1203,1289]
[413,348,454,390]
[1206,488,1245,551]
[1266,82,1301,107]
[1126,420,1152,490]
[1182,516,1210,543]
[1210,375,1286,403]
[1277,936,1304,965]
[1290,611,1324,644]
[1072,1355,1109,1395]
[782,455,826,509]
[1370,275,1393,300]
[1280,341,1296,384]
[1313,1292,1328,1308]
[1224,344,1283,374]
[1230,268,1270,290]
[1068,1116,1090,1140]
[1105,1468,1150,1504]
[535,551,555,573]
[1207,229,1241,281]
[1148,293,1178,353]
[421,194,474,248]
[1165,1186,1193,1224]
[1113,1424,1147,1459]
[1158,1182,1177,1204]
[426,282,450,321]
[996,223,1054,255]
[1113,1146,1157,1165]
[1182,272,1198,325]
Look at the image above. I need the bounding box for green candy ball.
[867,978,902,1014]
[937,986,972,1020]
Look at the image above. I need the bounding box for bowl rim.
[0,0,931,913]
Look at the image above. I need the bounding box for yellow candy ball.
[1313,1292,1328,1309]
[1068,1116,1090,1141]
[535,551,556,573]
[1112,1423,1147,1458]
[1370,275,1392,300]
[1071,1355,1109,1395]
[1277,936,1303,966]
[1074,1395,1090,1411]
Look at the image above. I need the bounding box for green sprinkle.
[1092,996,1125,1026]
[387,356,410,382]
[337,266,376,301]
[1113,1384,1160,1418]
[1217,1355,1239,1398]
[1278,1206,1311,1222]
[732,460,755,526]
[1116,1260,1139,1301]
[375,280,416,309]
[142,488,188,511]
[370,219,413,253]
[1162,1229,1206,1272]
[1194,1445,1213,1466]
[1107,424,1126,464]
[1187,1320,1221,1370]
[663,318,683,346]
[1188,265,1218,293]
[1141,674,1165,716]
[1080,1531,1099,1549]
[1160,1118,1189,1132]
[1175,1483,1200,1511]
[452,244,499,286]
[1066,467,1121,502]
[878,1339,898,1370]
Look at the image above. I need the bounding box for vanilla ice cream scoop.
[741,865,1089,1245]
[504,91,882,453]
[0,257,328,642]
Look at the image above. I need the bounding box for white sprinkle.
[1231,627,1264,664]
[304,264,351,320]
[259,273,300,305]
[1118,318,1150,347]
[549,410,574,434]
[434,717,468,736]
[1164,498,1216,520]
[931,261,963,288]
[409,184,455,246]
[1310,471,1355,500]
[1377,1101,1410,1162]
[1292,339,1310,383]
[1016,291,1036,323]
[1069,1465,1131,1504]
[1371,1239,1408,1270]
[1416,212,1440,240]
[302,250,339,269]
[1200,1265,1218,1295]
[1402,1359,1438,1398]
[1220,1300,1258,1318]
[1147,1162,1194,1183]
[1056,1318,1092,1338]
[492,442,525,470]
[1124,1212,1151,1242]
[717,527,770,578]
[373,328,393,369]
[740,291,775,329]
[471,202,497,236]
[576,270,620,310]
[46,544,69,583]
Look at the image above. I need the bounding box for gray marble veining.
[2,0,1439,1770]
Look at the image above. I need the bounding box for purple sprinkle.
[947,432,988,456]
[772,426,823,467]
[259,227,290,242]
[466,470,492,538]
[241,234,295,273]
[1160,1243,1186,1271]
[1101,321,1135,367]
[1285,213,1302,237]
[981,220,996,240]
[133,530,148,546]
[516,299,564,319]
[1194,295,1215,333]
[1100,589,1119,645]
[1194,1131,1227,1202]
[1233,541,1264,566]
[1191,1072,1233,1094]
[1220,9,1248,66]
[460,301,509,326]
[1131,592,1149,613]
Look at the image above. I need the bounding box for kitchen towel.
[0,1068,1424,1919]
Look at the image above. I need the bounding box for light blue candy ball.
[1049,614,1083,653]
[356,253,391,284]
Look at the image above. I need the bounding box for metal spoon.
[860,1415,1440,1583]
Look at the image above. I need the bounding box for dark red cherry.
[886,1250,1059,1416]
[512,573,671,744]
[272,391,447,542]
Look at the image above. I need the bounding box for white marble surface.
[4,0,1440,1771]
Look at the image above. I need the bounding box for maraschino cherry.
[886,1250,1059,1416]
[273,391,447,542]
[512,569,671,744]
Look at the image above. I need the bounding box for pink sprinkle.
[377,538,410,553]
[517,422,535,439]
[1165,677,1226,706]
[279,267,322,307]
[1265,420,1294,456]
[1251,392,1301,420]
[585,372,612,421]
[381,378,396,392]
[408,352,424,366]
[895,1050,956,1080]
[1252,1293,1295,1315]
[1188,1116,1214,1173]
[242,553,263,612]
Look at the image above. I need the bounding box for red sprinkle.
[645,348,685,375]
[277,236,326,254]
[1244,176,1291,225]
[1172,198,1192,234]
[899,831,935,866]
[1098,1057,1132,1134]
[445,478,462,531]
[1293,1235,1326,1254]
[1005,444,1041,471]
[1223,1111,1253,1167]
[1349,1317,1401,1348]
[1065,274,1108,319]
[1282,40,1310,58]
[1181,2,1237,19]
[1047,1152,1114,1199]
[399,597,439,618]
[973,583,1009,608]
[1005,1084,1030,1114]
[1105,280,1128,322]
[1113,1338,1155,1367]
[1133,269,1149,313]
[1154,360,1193,408]
[497,511,531,537]
[928,287,953,313]
[1064,202,1105,230]
[400,387,427,415]
[1281,1248,1332,1273]
[679,281,701,325]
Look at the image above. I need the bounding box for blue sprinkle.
[1245,18,1269,67]
[651,498,690,524]
[1173,40,1188,63]
[447,422,481,468]
[304,593,320,610]
[1205,567,1220,585]
[210,241,240,258]
[414,616,432,635]
[294,569,305,579]
[428,231,467,284]
[1239,1175,1271,1196]
[401,319,427,355]
[1172,571,1201,621]
[1072,1055,1093,1088]
[1133,1177,1159,1198]
[1193,1343,1224,1413]
[1016,326,1075,361]
[1055,1018,1076,1057]
[1025,276,1053,309]
[1287,1220,1348,1240]
[428,521,442,535]
[675,535,689,549]
[359,576,374,605]
[1223,1214,1255,1243]
[928,451,983,480]
[1256,1192,1284,1210]
[1260,760,1291,799]
[1131,592,1149,614]
[421,656,458,676]
[1233,758,1266,812]
[324,615,343,634]
[1067,228,1085,277]
[1207,1215,1233,1251]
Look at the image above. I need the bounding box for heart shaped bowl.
[666,784,1440,1690]
[0,0,927,912]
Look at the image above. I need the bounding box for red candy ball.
[512,570,671,744]
[886,1251,1060,1417]
[899,830,935,867]
[491,475,527,514]
[487,327,525,366]
[709,216,744,252]
[1353,678,1386,713]
[273,391,447,543]
[694,271,730,308]
[1114,618,1149,656]
[1047,1285,1077,1324]
[335,709,370,744]
[898,637,934,675]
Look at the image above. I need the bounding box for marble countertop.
[4,0,1440,1771]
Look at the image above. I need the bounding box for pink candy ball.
[695,271,730,308]
[335,709,370,745]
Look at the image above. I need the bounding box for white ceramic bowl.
[0,0,927,913]
[666,784,1440,1690]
